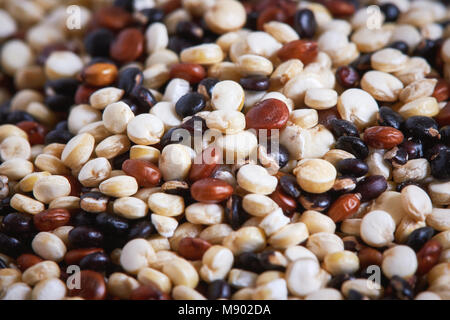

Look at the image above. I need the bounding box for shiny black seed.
[0,232,23,258]
[45,78,80,97]
[128,219,154,240]
[239,76,270,91]
[225,195,246,230]
[429,145,450,180]
[403,116,439,141]
[350,53,372,75]
[380,3,400,22]
[293,9,317,38]
[129,86,157,112]
[399,139,423,159]
[117,67,143,95]
[378,106,404,129]
[207,280,231,300]
[95,212,129,236]
[440,126,450,146]
[44,129,74,145]
[384,147,408,166]
[136,8,165,26]
[336,158,369,177]
[45,94,74,112]
[79,252,110,271]
[330,119,359,138]
[197,77,218,99]
[176,21,204,41]
[175,92,206,118]
[389,275,414,300]
[5,110,35,124]
[266,142,290,168]
[279,175,301,198]
[84,28,115,57]
[2,213,34,237]
[327,273,354,290]
[387,41,409,54]
[335,136,369,159]
[71,210,96,227]
[336,66,360,88]
[68,226,104,248]
[299,192,331,212]
[355,175,387,202]
[405,227,435,251]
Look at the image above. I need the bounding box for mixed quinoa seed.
[0,0,449,301]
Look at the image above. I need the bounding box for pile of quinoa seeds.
[0,0,449,301]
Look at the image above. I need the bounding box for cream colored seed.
[268,223,309,250]
[294,159,336,194]
[137,267,172,293]
[242,194,279,217]
[341,219,362,236]
[299,210,336,234]
[107,272,140,300]
[360,210,396,247]
[0,124,27,142]
[204,0,246,34]
[285,258,328,297]
[102,101,135,134]
[394,57,430,85]
[1,282,32,300]
[398,97,440,118]
[305,88,338,110]
[78,157,112,187]
[145,49,179,67]
[341,279,383,299]
[149,101,181,130]
[259,208,290,236]
[114,197,148,219]
[162,78,190,104]
[49,196,80,211]
[151,214,178,238]
[0,158,33,181]
[145,22,168,54]
[360,71,404,102]
[45,51,83,80]
[127,114,165,146]
[42,143,65,158]
[305,288,343,300]
[428,181,450,206]
[163,258,199,288]
[185,202,224,225]
[306,232,344,261]
[95,134,131,159]
[245,31,281,59]
[399,78,437,103]
[200,245,234,283]
[14,65,46,90]
[351,27,391,53]
[10,193,44,215]
[10,89,43,112]
[148,235,171,252]
[159,144,192,181]
[89,87,124,110]
[67,104,102,135]
[22,261,60,286]
[33,175,71,204]
[371,48,408,72]
[130,145,160,163]
[61,133,95,168]
[35,154,70,176]
[32,232,67,262]
[1,39,34,76]
[393,159,431,183]
[426,209,450,232]
[172,285,206,300]
[0,136,30,161]
[78,121,111,143]
[142,63,170,89]
[237,164,277,195]
[99,176,138,198]
[199,224,233,245]
[216,130,258,162]
[211,80,244,111]
[0,268,21,295]
[323,251,359,276]
[206,110,246,134]
[322,149,355,167]
[228,269,258,289]
[401,185,433,222]
[169,222,203,251]
[237,54,273,77]
[382,245,418,279]
[147,192,184,217]
[337,88,379,130]
[270,59,304,87]
[180,43,224,65]
[18,171,51,192]
[223,226,266,255]
[31,278,66,300]
[263,21,299,44]
[284,246,318,263]
[120,239,156,274]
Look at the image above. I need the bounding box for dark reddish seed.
[239,76,270,91]
[327,193,361,222]
[277,40,318,65]
[245,98,289,130]
[324,0,356,17]
[432,78,450,102]
[336,158,369,177]
[169,63,206,84]
[358,247,383,269]
[81,63,118,87]
[270,186,297,214]
[75,84,98,104]
[318,107,341,130]
[64,248,105,265]
[190,178,233,203]
[189,146,222,182]
[435,102,450,126]
[416,240,442,276]
[257,7,288,30]
[336,66,360,88]
[110,28,145,63]
[122,159,162,187]
[16,121,47,145]
[178,237,212,260]
[95,6,133,31]
[33,208,71,232]
[16,254,43,272]
[68,270,107,300]
[363,126,404,149]
[130,284,169,300]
